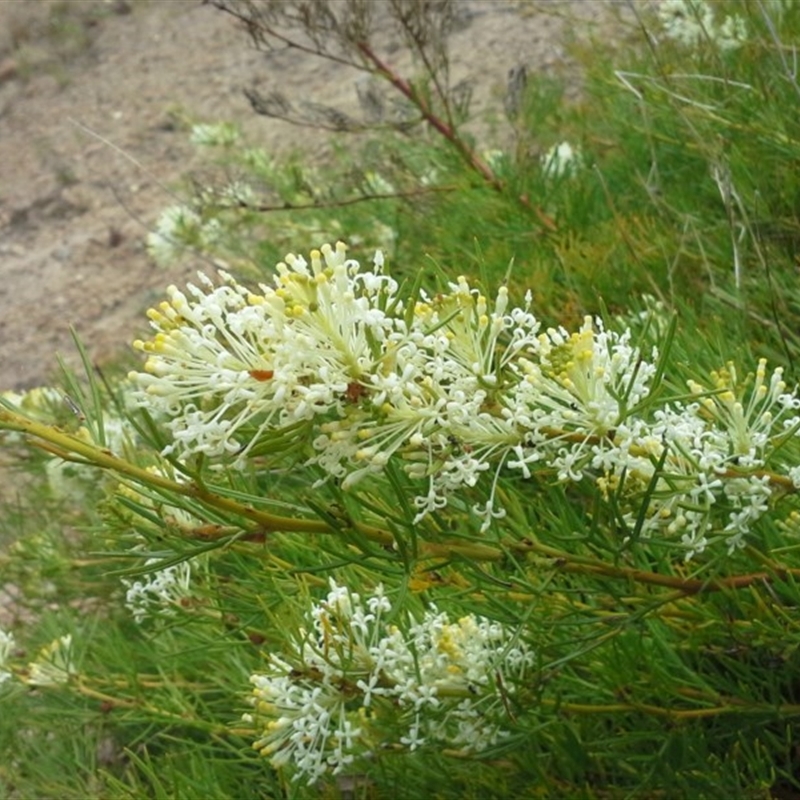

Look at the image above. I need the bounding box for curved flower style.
[131,242,800,554]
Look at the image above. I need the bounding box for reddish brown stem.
[356,42,496,182]
[229,184,457,214]
[356,41,557,232]
[510,538,800,595]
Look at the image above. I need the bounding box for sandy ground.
[0,0,629,392]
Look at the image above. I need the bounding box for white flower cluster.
[541,141,583,179]
[114,466,206,623]
[26,634,76,687]
[146,204,221,266]
[595,358,800,557]
[244,580,533,784]
[122,557,194,624]
[0,630,76,688]
[190,122,240,147]
[130,242,800,554]
[657,0,747,51]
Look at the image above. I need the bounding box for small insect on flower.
[249,370,275,382]
[62,393,86,422]
[345,381,367,404]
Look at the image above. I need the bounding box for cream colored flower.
[26,634,75,687]
[247,581,534,783]
[0,629,15,685]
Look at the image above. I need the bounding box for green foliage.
[5,1,800,797]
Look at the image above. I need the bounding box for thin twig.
[222,184,457,214]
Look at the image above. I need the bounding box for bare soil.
[0,0,627,391]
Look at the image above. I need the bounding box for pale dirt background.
[0,0,643,632]
[0,0,632,391]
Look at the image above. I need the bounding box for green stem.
[0,407,393,545]
[422,535,800,597]
[550,697,800,720]
[355,41,557,232]
[5,408,798,592]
